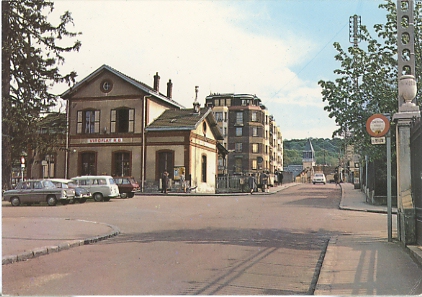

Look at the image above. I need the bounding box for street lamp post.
[393,0,420,245]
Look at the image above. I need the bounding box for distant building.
[204,93,283,183]
[302,138,316,170]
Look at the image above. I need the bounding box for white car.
[312,173,326,185]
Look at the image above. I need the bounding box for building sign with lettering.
[87,138,123,143]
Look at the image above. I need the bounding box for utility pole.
[348,15,362,185]
[392,0,420,245]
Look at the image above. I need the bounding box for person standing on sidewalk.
[248,174,256,194]
[162,170,169,193]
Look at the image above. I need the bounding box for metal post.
[386,115,392,242]
[141,95,151,193]
[365,155,368,197]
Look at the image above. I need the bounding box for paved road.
[2,183,420,295]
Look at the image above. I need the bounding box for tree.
[318,0,421,160]
[2,1,81,189]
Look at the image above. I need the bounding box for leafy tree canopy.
[318,0,421,160]
[2,0,81,189]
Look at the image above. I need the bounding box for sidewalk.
[2,217,120,265]
[315,182,422,295]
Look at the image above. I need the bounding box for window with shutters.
[77,110,100,134]
[111,108,134,133]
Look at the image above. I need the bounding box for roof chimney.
[193,86,200,113]
[167,79,173,99]
[153,72,160,92]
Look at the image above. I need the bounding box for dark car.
[3,179,75,206]
[114,177,140,198]
[49,178,91,203]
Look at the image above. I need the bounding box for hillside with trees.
[283,138,343,166]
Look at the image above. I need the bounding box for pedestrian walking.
[260,171,268,192]
[334,172,339,186]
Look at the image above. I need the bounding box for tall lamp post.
[393,0,420,245]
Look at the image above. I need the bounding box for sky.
[50,0,389,140]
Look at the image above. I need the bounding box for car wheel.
[313,182,315,185]
[79,198,87,204]
[47,195,57,206]
[10,197,20,206]
[93,193,103,202]
[120,193,127,199]
[69,199,75,204]
[127,193,134,198]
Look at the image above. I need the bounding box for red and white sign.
[366,114,390,137]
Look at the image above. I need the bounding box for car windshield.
[109,178,116,185]
[43,180,56,188]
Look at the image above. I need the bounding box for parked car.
[48,178,91,203]
[312,173,326,185]
[3,179,75,206]
[70,176,120,202]
[114,176,140,198]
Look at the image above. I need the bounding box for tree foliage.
[318,0,422,160]
[2,0,81,189]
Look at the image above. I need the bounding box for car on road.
[48,178,91,203]
[312,173,326,185]
[70,175,120,202]
[114,176,140,198]
[3,179,76,206]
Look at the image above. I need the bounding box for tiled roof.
[146,107,223,140]
[146,108,211,131]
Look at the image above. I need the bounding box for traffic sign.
[366,114,390,137]
[371,137,386,145]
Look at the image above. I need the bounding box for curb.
[2,219,120,265]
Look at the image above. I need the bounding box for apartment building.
[205,93,283,182]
